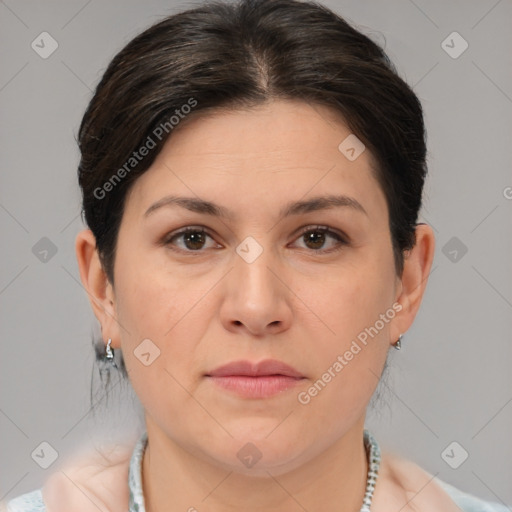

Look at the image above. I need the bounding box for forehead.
[124,99,387,223]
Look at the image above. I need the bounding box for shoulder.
[373,449,509,512]
[434,478,511,512]
[2,441,134,512]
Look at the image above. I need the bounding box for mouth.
[205,359,305,399]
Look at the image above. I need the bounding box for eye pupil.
[184,231,205,250]
[304,231,326,249]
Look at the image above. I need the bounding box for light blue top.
[5,431,511,511]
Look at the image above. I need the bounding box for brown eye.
[164,227,217,252]
[294,226,347,253]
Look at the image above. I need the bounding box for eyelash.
[161,225,348,255]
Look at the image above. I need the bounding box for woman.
[4,0,509,510]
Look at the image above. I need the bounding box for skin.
[74,99,449,511]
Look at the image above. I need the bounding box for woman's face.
[92,99,414,474]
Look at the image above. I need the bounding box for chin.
[196,427,308,475]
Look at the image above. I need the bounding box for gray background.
[1,0,511,507]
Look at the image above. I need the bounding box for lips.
[206,359,304,378]
[205,359,305,398]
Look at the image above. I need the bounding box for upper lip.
[206,359,304,378]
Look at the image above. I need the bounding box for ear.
[390,223,435,346]
[75,229,121,349]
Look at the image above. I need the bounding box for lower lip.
[206,375,304,398]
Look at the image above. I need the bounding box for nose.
[219,244,293,337]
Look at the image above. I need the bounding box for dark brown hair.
[78,0,427,376]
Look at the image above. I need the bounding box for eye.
[292,225,348,253]
[163,226,219,253]
[162,224,348,255]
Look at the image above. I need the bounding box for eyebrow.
[144,194,368,220]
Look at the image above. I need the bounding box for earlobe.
[75,229,120,348]
[390,223,436,344]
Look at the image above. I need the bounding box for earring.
[105,338,118,368]
[394,334,403,350]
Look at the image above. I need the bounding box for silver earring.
[105,338,117,368]
[394,334,402,350]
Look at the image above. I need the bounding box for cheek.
[115,273,170,337]
[114,243,195,336]
[323,261,393,336]
[298,268,393,429]
[113,257,212,376]
[307,247,395,385]
[113,266,201,419]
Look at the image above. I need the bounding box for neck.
[141,416,369,512]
